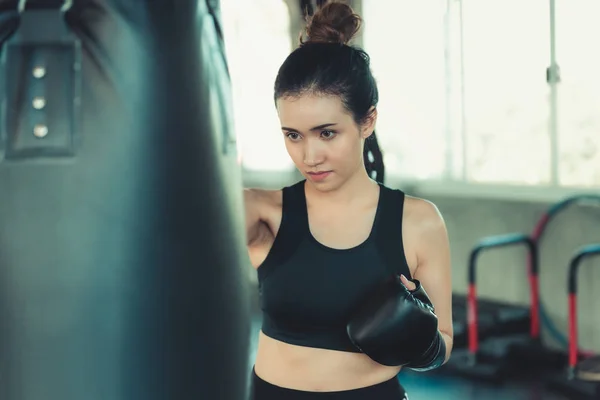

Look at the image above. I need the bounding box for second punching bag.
[0,1,250,399]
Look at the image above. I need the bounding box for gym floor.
[248,293,569,400]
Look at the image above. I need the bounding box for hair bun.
[302,1,361,46]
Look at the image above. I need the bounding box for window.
[555,0,600,187]
[461,1,551,185]
[363,1,448,181]
[220,0,294,171]
[363,0,600,189]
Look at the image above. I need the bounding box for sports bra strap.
[286,180,309,232]
[374,187,409,277]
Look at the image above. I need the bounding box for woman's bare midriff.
[253,331,402,392]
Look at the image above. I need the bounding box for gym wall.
[423,194,600,354]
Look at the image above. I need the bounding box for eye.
[320,130,337,140]
[286,132,301,141]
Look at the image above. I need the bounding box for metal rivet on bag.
[32,66,46,79]
[32,97,46,110]
[33,124,48,138]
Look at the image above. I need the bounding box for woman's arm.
[405,199,454,363]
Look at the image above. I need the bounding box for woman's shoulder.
[402,193,446,237]
[378,182,443,229]
[244,179,305,208]
[244,187,283,212]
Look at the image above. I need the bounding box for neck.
[305,169,378,206]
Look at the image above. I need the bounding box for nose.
[303,139,325,167]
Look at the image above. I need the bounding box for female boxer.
[244,2,453,399]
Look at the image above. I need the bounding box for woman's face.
[276,94,375,191]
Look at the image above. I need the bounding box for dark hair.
[274,1,385,183]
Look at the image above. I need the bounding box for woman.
[244,2,453,399]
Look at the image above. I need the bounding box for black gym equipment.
[0,1,250,400]
[546,244,600,400]
[440,233,536,382]
[451,294,530,349]
[530,194,600,355]
[441,233,564,382]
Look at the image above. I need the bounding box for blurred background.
[220,0,600,398]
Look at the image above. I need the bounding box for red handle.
[467,283,478,354]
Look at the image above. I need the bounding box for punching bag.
[0,1,250,399]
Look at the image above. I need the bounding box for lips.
[307,171,332,181]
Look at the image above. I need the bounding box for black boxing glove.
[405,330,447,371]
[403,281,447,371]
[346,276,443,368]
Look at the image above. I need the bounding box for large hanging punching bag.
[0,1,250,399]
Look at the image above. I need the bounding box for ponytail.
[363,131,385,184]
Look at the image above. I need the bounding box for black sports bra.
[257,180,412,352]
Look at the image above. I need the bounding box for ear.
[361,107,377,139]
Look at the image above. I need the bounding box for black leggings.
[250,368,408,400]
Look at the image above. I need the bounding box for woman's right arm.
[243,188,281,268]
